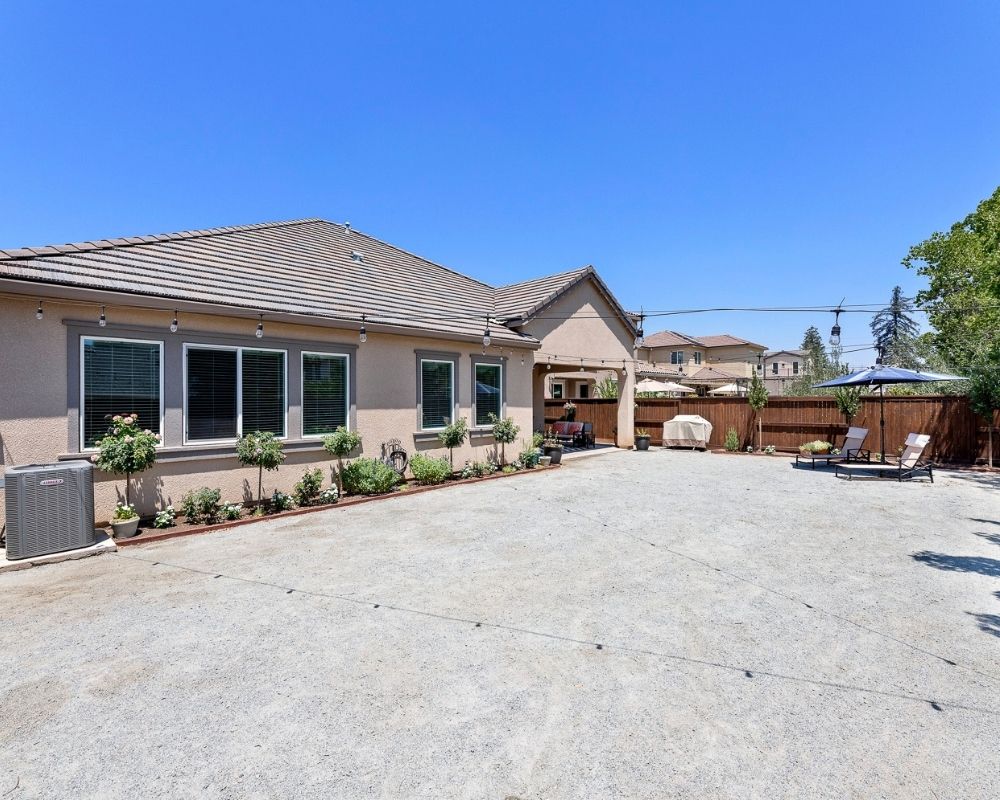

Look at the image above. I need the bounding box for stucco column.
[616,367,635,448]
[532,366,547,433]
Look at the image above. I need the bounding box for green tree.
[594,376,619,399]
[871,286,920,367]
[833,386,864,426]
[967,356,1000,468]
[488,413,519,466]
[322,426,362,494]
[94,413,160,507]
[801,326,830,375]
[747,373,768,451]
[236,431,286,506]
[903,185,1000,370]
[437,417,469,470]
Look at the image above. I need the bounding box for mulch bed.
[112,463,559,547]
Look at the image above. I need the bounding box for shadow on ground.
[911,551,1000,577]
[967,612,1000,638]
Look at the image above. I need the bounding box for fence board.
[544,395,999,464]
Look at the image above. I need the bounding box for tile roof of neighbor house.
[0,219,632,345]
[688,366,744,382]
[643,330,767,350]
[765,348,809,357]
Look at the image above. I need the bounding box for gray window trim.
[415,349,459,435]
[65,319,356,454]
[470,354,506,429]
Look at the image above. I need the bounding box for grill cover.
[662,415,713,449]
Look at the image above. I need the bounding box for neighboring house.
[635,331,767,395]
[760,349,811,395]
[0,220,635,521]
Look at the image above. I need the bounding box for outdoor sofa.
[834,433,934,482]
[794,426,871,469]
[549,421,595,448]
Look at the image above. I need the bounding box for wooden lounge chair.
[794,426,870,469]
[834,433,934,482]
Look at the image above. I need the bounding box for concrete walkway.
[1,450,998,798]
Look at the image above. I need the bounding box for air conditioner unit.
[4,461,95,560]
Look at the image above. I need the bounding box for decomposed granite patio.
[2,449,999,798]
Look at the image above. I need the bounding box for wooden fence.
[545,396,999,465]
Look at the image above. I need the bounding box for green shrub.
[437,418,469,469]
[318,486,339,504]
[270,490,294,512]
[799,440,833,453]
[461,460,497,479]
[181,487,222,524]
[220,503,243,521]
[410,453,452,485]
[236,431,286,505]
[153,505,176,529]
[724,427,739,452]
[341,457,400,495]
[322,426,363,493]
[518,444,541,468]
[293,468,324,507]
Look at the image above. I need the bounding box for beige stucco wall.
[703,344,765,378]
[0,294,534,524]
[520,278,635,445]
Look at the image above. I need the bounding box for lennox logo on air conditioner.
[39,478,65,487]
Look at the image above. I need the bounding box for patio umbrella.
[659,381,696,394]
[635,378,672,393]
[709,383,741,396]
[813,365,964,463]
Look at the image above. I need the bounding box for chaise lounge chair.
[834,433,934,482]
[794,426,870,469]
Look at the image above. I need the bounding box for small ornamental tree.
[437,417,469,470]
[747,373,768,452]
[834,386,864,427]
[236,431,286,506]
[488,412,520,466]
[322,426,363,494]
[967,359,1000,468]
[93,413,160,508]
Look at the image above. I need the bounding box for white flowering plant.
[93,414,160,507]
[221,503,243,521]
[153,505,176,528]
[318,486,339,504]
[270,489,294,512]
[764,445,776,455]
[113,501,138,522]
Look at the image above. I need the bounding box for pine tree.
[871,286,920,367]
[801,326,830,375]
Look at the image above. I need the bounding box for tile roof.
[0,219,632,345]
[688,366,743,382]
[643,330,767,350]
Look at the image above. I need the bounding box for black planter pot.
[544,447,563,465]
[635,436,651,451]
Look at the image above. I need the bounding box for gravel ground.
[2,450,999,799]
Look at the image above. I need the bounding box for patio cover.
[663,414,713,449]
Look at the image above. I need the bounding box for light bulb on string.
[99,306,106,327]
[170,310,178,333]
[35,301,43,320]
[359,314,367,343]
[256,314,264,339]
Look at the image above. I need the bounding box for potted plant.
[799,440,833,456]
[635,428,651,451]
[111,501,140,538]
[542,436,564,465]
[92,413,160,535]
[563,401,577,421]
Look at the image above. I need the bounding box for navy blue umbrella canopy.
[813,366,965,461]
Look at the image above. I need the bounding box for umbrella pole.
[879,385,886,463]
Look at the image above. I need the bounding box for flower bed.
[113,463,559,547]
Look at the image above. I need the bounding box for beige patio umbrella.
[659,381,696,394]
[635,378,672,393]
[709,383,742,396]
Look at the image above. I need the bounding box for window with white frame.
[185,345,286,442]
[793,361,799,375]
[552,382,564,399]
[694,352,702,365]
[420,359,454,430]
[81,337,163,449]
[772,362,779,375]
[302,352,349,436]
[473,362,502,426]
[670,350,685,365]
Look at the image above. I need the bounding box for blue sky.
[3,1,999,365]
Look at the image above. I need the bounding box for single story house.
[0,219,635,522]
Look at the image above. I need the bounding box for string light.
[830,304,843,346]
[35,300,43,320]
[359,314,367,343]
[546,357,551,370]
[482,316,491,348]
[99,306,106,327]
[634,312,645,349]
[170,310,179,333]
[579,358,584,372]
[255,314,264,339]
